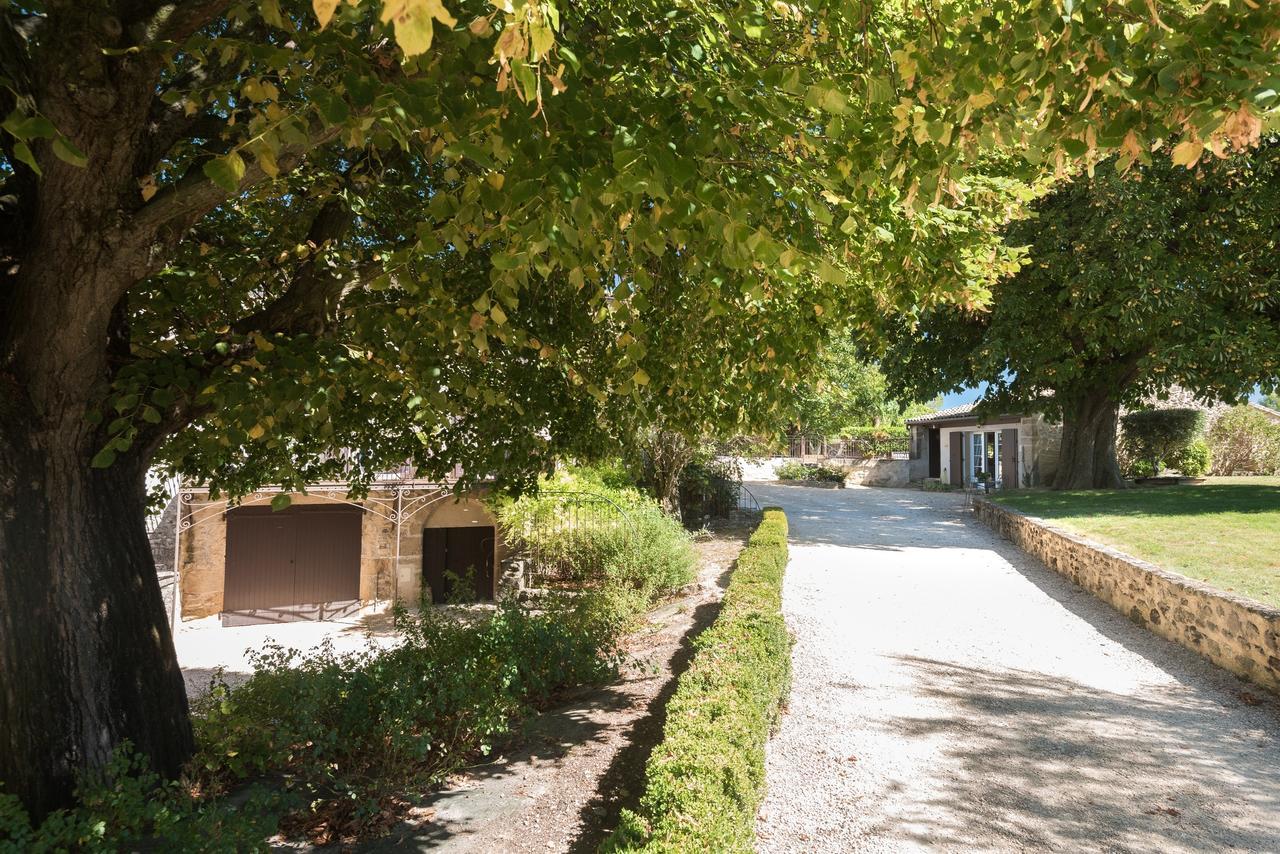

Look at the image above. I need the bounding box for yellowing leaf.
[1170,139,1203,168]
[383,0,458,57]
[632,368,650,385]
[529,21,554,59]
[256,146,280,178]
[248,424,266,440]
[313,0,340,28]
[490,304,507,325]
[967,91,995,109]
[202,151,246,192]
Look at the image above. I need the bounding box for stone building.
[906,404,1063,489]
[158,480,507,624]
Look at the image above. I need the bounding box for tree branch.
[126,122,344,247]
[232,196,357,335]
[122,0,236,46]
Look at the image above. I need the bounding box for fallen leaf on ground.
[1145,806,1181,817]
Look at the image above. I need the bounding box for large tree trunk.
[1051,392,1126,489]
[0,398,193,819]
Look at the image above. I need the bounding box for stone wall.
[975,498,1280,694]
[844,459,911,488]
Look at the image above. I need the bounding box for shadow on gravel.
[563,563,736,853]
[878,655,1280,852]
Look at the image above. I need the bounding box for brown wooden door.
[928,428,941,479]
[224,506,362,612]
[422,526,495,604]
[949,432,964,486]
[1001,428,1019,488]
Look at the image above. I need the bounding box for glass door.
[970,432,985,483]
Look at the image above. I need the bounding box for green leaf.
[91,448,117,469]
[271,493,292,511]
[52,136,88,168]
[2,113,56,140]
[313,88,350,125]
[816,259,844,285]
[11,141,40,175]
[203,152,246,192]
[1061,138,1088,157]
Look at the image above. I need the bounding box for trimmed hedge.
[603,508,791,853]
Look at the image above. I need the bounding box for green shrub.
[497,465,697,601]
[1169,438,1210,477]
[4,599,622,849]
[844,425,909,457]
[0,748,279,853]
[775,460,846,483]
[603,509,791,853]
[188,600,617,839]
[1120,408,1204,476]
[1208,406,1280,475]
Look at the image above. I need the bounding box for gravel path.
[751,483,1280,853]
[349,519,754,853]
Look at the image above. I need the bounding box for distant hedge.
[602,508,791,853]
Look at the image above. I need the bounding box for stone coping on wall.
[974,497,1280,694]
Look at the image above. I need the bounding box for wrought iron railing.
[504,490,633,589]
[787,434,910,460]
[679,475,761,523]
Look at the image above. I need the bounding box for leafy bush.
[775,460,847,483]
[1170,438,1211,477]
[496,465,696,601]
[1120,408,1204,476]
[844,424,909,458]
[604,509,791,853]
[187,600,617,841]
[4,599,623,849]
[1208,406,1280,475]
[0,748,279,852]
[677,455,743,521]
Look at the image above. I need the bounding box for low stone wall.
[974,498,1280,694]
[729,456,910,486]
[845,459,911,488]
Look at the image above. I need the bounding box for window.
[971,432,985,482]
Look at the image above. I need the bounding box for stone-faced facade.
[170,483,506,621]
[906,404,1063,489]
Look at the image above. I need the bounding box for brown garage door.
[224,505,362,615]
[423,526,495,604]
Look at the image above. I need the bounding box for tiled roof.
[904,403,977,425]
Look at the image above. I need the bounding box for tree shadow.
[995,483,1280,520]
[868,655,1280,851]
[349,684,632,852]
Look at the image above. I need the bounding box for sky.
[941,383,1267,409]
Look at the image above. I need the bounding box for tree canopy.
[868,141,1280,488]
[2,0,1279,817]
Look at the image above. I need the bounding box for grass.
[992,477,1280,609]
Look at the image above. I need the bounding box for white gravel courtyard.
[751,483,1280,853]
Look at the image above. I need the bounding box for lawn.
[992,477,1280,609]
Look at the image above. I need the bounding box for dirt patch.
[348,515,756,853]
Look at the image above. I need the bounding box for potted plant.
[975,471,993,492]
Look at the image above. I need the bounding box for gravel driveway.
[751,483,1280,853]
